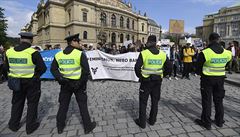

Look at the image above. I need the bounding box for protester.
[110,44,120,55]
[0,47,4,83]
[54,44,61,49]
[169,46,180,80]
[192,45,199,76]
[119,45,127,54]
[44,44,52,50]
[232,41,239,72]
[182,43,194,79]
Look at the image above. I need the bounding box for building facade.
[23,0,161,48]
[196,3,240,44]
[148,19,161,41]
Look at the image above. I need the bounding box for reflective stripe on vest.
[141,49,166,78]
[55,49,82,80]
[202,48,232,76]
[6,47,36,78]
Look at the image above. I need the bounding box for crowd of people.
[1,38,240,84]
[1,31,238,135]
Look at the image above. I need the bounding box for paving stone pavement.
[0,76,240,137]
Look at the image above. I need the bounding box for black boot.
[84,122,96,134]
[26,122,40,135]
[148,119,156,126]
[8,125,21,132]
[134,119,146,129]
[194,119,211,130]
[57,127,64,134]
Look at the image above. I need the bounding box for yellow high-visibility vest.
[202,48,232,76]
[55,49,82,80]
[141,49,166,78]
[6,47,36,78]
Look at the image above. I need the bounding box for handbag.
[8,77,21,91]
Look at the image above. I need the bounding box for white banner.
[85,50,140,82]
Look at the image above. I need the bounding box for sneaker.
[174,77,178,80]
[194,74,197,77]
[194,119,211,130]
[168,77,172,80]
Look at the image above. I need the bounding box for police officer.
[51,34,96,134]
[5,32,47,134]
[195,33,232,130]
[134,35,171,128]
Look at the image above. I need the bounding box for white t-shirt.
[231,46,235,57]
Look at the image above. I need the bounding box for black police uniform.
[134,43,171,128]
[50,34,95,134]
[5,32,47,134]
[195,40,230,129]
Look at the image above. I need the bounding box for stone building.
[23,0,161,48]
[196,2,240,45]
[148,19,161,41]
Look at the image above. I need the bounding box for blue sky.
[0,0,239,37]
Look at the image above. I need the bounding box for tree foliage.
[0,7,8,46]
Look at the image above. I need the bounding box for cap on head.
[19,32,36,39]
[64,33,80,43]
[209,32,220,41]
[147,35,157,43]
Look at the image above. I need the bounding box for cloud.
[0,0,34,37]
[189,0,238,5]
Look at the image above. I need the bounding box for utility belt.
[141,74,162,82]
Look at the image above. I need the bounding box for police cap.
[64,33,80,42]
[209,32,220,41]
[19,32,36,39]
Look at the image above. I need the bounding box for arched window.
[83,31,88,39]
[111,14,116,27]
[132,35,135,42]
[120,16,124,28]
[142,37,145,43]
[111,33,116,43]
[126,18,130,29]
[132,20,134,30]
[83,12,87,22]
[127,34,130,40]
[100,12,107,25]
[68,10,71,22]
[120,34,124,43]
[142,23,145,32]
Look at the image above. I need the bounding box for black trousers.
[0,64,3,81]
[182,62,192,78]
[169,63,177,77]
[57,82,92,131]
[138,80,162,127]
[200,77,225,126]
[8,79,41,131]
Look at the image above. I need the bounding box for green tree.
[0,7,8,46]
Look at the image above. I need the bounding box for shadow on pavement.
[116,96,139,120]
[38,94,54,122]
[160,98,201,121]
